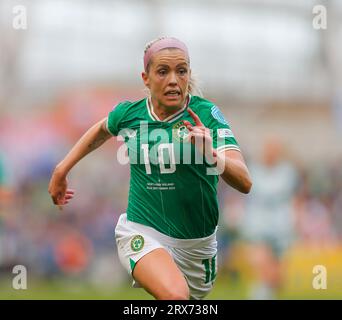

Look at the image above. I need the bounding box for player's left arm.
[215,149,252,194]
[184,107,252,194]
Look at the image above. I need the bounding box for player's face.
[142,49,190,110]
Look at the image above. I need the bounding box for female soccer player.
[48,37,252,300]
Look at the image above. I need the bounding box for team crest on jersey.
[131,235,144,252]
[211,105,228,125]
[172,121,189,142]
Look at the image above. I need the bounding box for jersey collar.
[146,94,191,123]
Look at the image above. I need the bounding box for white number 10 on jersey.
[141,143,176,174]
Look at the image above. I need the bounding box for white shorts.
[115,213,218,300]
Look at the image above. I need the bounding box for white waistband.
[121,214,217,249]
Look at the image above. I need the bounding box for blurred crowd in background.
[0,88,341,299]
[1,0,342,299]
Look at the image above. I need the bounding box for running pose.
[48,37,252,300]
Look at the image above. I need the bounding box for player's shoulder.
[189,95,214,110]
[112,98,146,113]
[189,95,228,125]
[110,97,146,119]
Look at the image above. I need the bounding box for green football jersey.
[107,95,240,239]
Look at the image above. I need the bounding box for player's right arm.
[48,117,112,208]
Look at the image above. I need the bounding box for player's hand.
[48,169,75,210]
[183,108,217,162]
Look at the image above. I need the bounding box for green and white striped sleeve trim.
[217,144,241,153]
[105,117,115,136]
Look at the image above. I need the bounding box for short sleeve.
[106,101,129,136]
[206,105,240,153]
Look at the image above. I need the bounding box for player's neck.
[150,96,188,121]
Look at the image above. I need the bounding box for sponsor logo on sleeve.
[217,128,234,138]
[211,105,229,125]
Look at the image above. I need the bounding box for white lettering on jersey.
[217,128,234,138]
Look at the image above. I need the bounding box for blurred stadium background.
[1,0,342,299]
